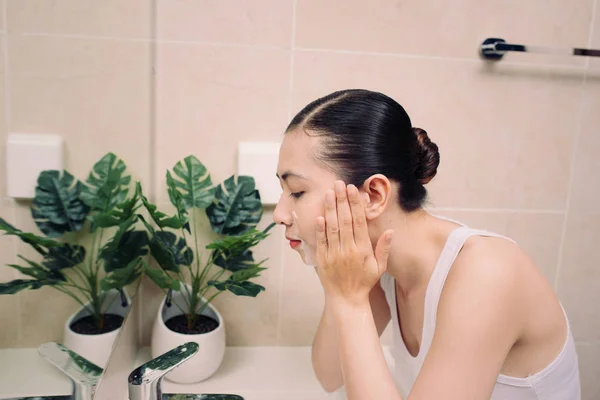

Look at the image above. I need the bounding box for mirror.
[0,1,152,398]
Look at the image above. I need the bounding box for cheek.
[293,207,320,243]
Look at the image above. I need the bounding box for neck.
[375,209,459,297]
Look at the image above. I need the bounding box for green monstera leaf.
[170,156,215,210]
[140,228,193,273]
[41,244,86,271]
[100,229,148,273]
[229,264,267,282]
[0,278,60,294]
[92,182,142,229]
[0,254,67,295]
[166,172,190,232]
[8,255,67,282]
[141,260,180,291]
[206,176,263,236]
[100,258,143,291]
[31,170,90,237]
[207,223,275,271]
[80,152,131,212]
[0,217,62,255]
[212,248,254,272]
[139,184,186,230]
[207,279,265,297]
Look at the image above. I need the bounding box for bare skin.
[273,129,567,399]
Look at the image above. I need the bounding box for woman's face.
[273,130,338,267]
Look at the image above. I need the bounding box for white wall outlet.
[6,133,64,199]
[237,141,281,205]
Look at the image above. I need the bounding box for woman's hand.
[315,180,394,306]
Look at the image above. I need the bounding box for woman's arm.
[312,281,391,393]
[331,296,401,400]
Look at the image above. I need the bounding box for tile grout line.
[587,0,599,52]
[427,207,566,214]
[2,0,21,343]
[138,0,159,347]
[8,33,589,71]
[277,0,298,346]
[293,47,589,70]
[155,199,568,215]
[553,3,596,293]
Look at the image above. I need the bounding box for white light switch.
[237,141,281,205]
[6,133,64,199]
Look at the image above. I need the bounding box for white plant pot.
[62,289,130,369]
[151,288,226,383]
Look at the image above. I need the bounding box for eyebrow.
[275,171,309,181]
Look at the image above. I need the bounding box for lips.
[286,236,302,249]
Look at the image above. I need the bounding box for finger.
[324,189,340,254]
[347,184,370,250]
[375,230,394,276]
[334,180,355,250]
[315,216,327,267]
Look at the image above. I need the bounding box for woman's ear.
[361,174,392,220]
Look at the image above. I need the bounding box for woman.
[273,89,581,400]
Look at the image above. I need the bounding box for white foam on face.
[292,211,317,268]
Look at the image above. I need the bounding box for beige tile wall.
[0,0,598,398]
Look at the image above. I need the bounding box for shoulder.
[437,235,530,338]
[449,234,529,297]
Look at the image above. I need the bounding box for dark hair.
[285,89,440,212]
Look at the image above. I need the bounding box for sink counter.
[0,349,71,398]
[0,346,393,400]
[135,346,394,400]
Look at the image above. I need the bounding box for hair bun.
[413,127,440,185]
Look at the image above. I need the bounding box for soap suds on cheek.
[292,211,317,268]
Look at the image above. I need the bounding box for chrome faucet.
[38,342,103,400]
[128,342,199,400]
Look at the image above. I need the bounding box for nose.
[273,195,292,227]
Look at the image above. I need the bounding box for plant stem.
[71,265,92,291]
[86,272,103,328]
[197,268,226,299]
[64,274,91,293]
[197,253,216,289]
[101,291,121,315]
[62,281,93,302]
[177,270,193,309]
[55,286,94,316]
[196,290,222,317]
[161,288,188,321]
[177,286,192,311]
[94,228,105,277]
[88,227,99,277]
[192,208,201,279]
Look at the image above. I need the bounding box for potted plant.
[138,155,275,383]
[0,152,148,367]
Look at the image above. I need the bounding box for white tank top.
[379,223,581,400]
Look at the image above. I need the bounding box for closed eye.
[290,191,304,199]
